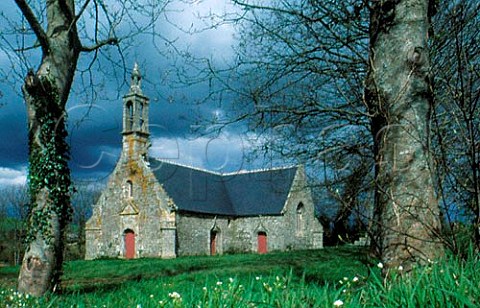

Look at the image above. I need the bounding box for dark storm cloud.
[0,91,28,169]
[66,101,122,178]
[0,0,254,185]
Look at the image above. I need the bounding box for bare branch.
[80,37,119,52]
[14,0,49,54]
[75,0,91,21]
[69,0,91,33]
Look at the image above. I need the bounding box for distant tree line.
[0,183,102,265]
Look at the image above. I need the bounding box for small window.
[126,101,134,130]
[296,203,304,236]
[296,203,304,214]
[139,103,144,130]
[126,180,133,198]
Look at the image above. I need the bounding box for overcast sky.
[0,0,269,187]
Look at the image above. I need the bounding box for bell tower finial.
[130,62,142,94]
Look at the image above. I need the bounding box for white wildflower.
[216,281,223,286]
[398,265,403,271]
[168,291,181,299]
[377,262,384,269]
[333,299,344,306]
[352,276,359,282]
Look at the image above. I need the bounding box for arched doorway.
[124,229,135,259]
[257,232,267,254]
[210,230,218,256]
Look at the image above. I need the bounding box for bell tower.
[122,63,150,158]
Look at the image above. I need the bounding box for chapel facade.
[84,65,323,260]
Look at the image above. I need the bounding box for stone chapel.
[84,64,323,260]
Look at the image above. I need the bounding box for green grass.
[0,246,478,307]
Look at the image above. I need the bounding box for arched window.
[126,101,134,131]
[296,203,304,214]
[138,103,144,130]
[126,180,133,198]
[296,203,304,236]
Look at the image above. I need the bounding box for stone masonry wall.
[85,139,176,259]
[175,214,284,256]
[175,166,323,257]
[281,166,324,250]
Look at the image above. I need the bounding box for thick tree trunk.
[17,0,80,296]
[17,67,74,296]
[365,0,444,271]
[18,191,64,296]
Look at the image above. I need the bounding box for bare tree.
[188,0,448,270]
[330,157,371,244]
[430,0,480,252]
[0,0,173,296]
[69,181,103,259]
[180,0,375,247]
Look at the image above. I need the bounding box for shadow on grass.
[60,264,212,295]
[2,246,373,296]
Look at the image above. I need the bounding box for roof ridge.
[149,158,223,175]
[221,165,297,176]
[150,157,296,176]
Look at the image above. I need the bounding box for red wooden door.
[124,230,135,259]
[210,231,217,256]
[257,232,267,254]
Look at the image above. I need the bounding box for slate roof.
[148,158,298,217]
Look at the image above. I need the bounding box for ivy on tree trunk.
[17,73,72,296]
[15,0,81,296]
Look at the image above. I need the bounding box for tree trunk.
[17,66,75,296]
[365,0,444,271]
[17,0,80,296]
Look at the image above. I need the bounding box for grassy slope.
[0,247,368,307]
[1,246,478,307]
